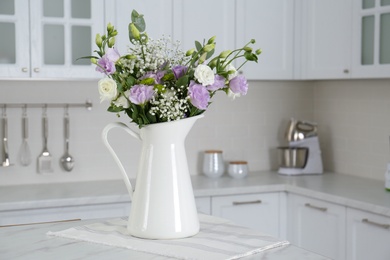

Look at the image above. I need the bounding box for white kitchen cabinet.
[346,207,390,260]
[195,196,211,215]
[0,0,30,78]
[351,0,390,78]
[172,0,235,58]
[300,0,353,79]
[236,0,294,80]
[287,193,346,260]
[211,192,281,238]
[0,0,104,79]
[106,0,173,57]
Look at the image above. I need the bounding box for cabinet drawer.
[211,193,280,237]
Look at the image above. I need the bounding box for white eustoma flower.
[194,64,215,86]
[227,88,241,100]
[225,64,238,80]
[113,90,130,108]
[98,78,117,103]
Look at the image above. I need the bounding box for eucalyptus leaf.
[131,10,146,32]
[195,41,202,52]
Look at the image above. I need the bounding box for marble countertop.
[0,218,329,260]
[1,171,390,217]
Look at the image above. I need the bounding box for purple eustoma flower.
[172,65,188,79]
[188,81,210,110]
[229,75,248,95]
[140,71,165,84]
[129,84,155,105]
[96,48,121,75]
[207,75,226,91]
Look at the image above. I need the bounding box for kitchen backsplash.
[0,79,389,185]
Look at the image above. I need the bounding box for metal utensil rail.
[0,100,92,169]
[0,100,93,110]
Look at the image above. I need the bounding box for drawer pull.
[362,218,390,229]
[232,200,262,205]
[304,203,327,212]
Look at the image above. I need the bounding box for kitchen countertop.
[1,171,390,217]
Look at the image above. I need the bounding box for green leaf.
[206,48,215,60]
[107,106,123,113]
[162,73,174,82]
[195,41,202,52]
[176,75,189,88]
[244,51,258,62]
[131,10,146,32]
[146,112,157,124]
[139,78,155,85]
[126,76,136,87]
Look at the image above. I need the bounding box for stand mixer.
[278,118,323,175]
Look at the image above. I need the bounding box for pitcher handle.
[102,122,141,200]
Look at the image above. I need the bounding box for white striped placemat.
[47,214,289,260]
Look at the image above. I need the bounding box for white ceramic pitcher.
[102,115,203,239]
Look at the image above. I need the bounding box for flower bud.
[125,54,137,59]
[108,37,116,48]
[207,36,216,44]
[107,23,114,33]
[95,34,102,47]
[186,48,195,56]
[219,50,231,58]
[111,30,118,36]
[250,39,256,44]
[244,47,252,52]
[203,43,215,53]
[129,23,140,40]
[255,49,262,55]
[90,58,97,64]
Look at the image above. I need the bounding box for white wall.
[313,79,390,181]
[0,80,313,186]
[2,78,389,185]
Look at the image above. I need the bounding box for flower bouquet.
[90,10,261,128]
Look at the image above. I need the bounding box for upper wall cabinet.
[351,0,390,78]
[301,0,390,79]
[236,0,294,80]
[106,0,173,57]
[300,0,353,79]
[172,0,235,59]
[0,0,104,79]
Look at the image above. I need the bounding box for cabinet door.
[172,0,235,59]
[300,0,353,79]
[346,207,390,260]
[29,0,104,78]
[0,0,30,78]
[212,193,280,238]
[351,0,390,78]
[287,194,346,260]
[195,196,211,215]
[236,0,294,80]
[106,0,173,57]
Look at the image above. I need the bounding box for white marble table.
[0,218,329,260]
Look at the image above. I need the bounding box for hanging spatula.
[37,108,53,173]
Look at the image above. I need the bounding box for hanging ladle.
[60,106,74,171]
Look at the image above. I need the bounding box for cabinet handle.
[21,67,28,73]
[343,69,349,74]
[362,218,390,229]
[33,68,40,73]
[232,200,262,205]
[304,203,327,212]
